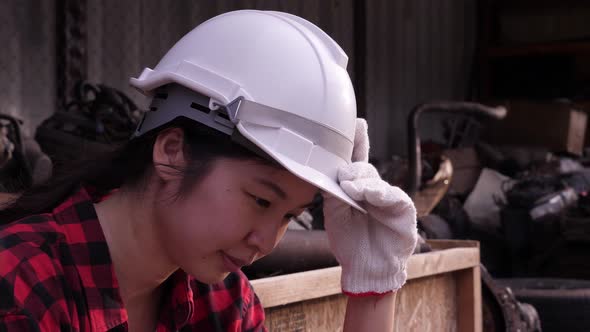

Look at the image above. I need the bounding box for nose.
[246,218,288,257]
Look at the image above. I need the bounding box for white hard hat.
[130,10,364,212]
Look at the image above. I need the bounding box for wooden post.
[456,265,483,332]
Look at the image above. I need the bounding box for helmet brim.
[237,122,367,214]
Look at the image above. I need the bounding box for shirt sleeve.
[1,239,70,332]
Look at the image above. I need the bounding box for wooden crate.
[251,240,481,332]
[484,100,588,155]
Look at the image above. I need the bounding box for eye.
[249,194,271,208]
[256,197,271,208]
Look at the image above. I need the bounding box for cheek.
[154,188,254,262]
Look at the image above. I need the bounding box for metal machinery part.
[407,102,507,197]
[0,114,52,193]
[36,81,140,162]
[496,278,590,332]
[481,265,542,332]
[243,230,338,279]
[406,102,544,331]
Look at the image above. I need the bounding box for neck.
[94,185,178,302]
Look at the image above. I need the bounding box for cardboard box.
[484,100,588,155]
[442,148,481,195]
[581,102,590,149]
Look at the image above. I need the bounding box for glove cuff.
[340,256,409,295]
[342,290,394,297]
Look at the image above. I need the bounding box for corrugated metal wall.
[365,0,477,159]
[1,0,477,160]
[0,0,56,136]
[85,0,356,109]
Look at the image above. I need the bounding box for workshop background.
[2,1,590,331]
[0,0,478,159]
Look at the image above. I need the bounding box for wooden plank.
[264,272,459,332]
[252,266,342,308]
[252,246,480,308]
[456,266,483,332]
[427,239,480,250]
[393,273,458,332]
[406,248,480,280]
[265,295,347,332]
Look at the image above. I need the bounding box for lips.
[221,252,251,272]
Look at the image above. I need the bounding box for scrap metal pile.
[247,100,590,332]
[35,81,142,163]
[406,102,590,332]
[2,82,588,331]
[0,82,140,196]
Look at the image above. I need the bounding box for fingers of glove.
[330,213,416,294]
[338,161,379,183]
[367,203,418,243]
[322,193,351,220]
[352,118,370,163]
[340,177,412,208]
[339,177,387,203]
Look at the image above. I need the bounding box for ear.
[153,127,186,181]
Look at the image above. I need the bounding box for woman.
[0,10,417,331]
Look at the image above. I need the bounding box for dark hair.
[0,117,275,223]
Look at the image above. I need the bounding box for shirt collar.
[158,269,194,330]
[54,187,194,331]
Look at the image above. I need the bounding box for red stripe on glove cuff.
[342,290,394,298]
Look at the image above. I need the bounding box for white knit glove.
[323,119,418,296]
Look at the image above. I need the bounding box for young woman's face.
[154,158,318,283]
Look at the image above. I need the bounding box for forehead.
[214,158,282,175]
[215,158,318,196]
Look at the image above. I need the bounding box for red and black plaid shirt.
[0,188,266,331]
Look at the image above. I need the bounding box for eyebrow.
[255,178,288,200]
[254,179,320,208]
